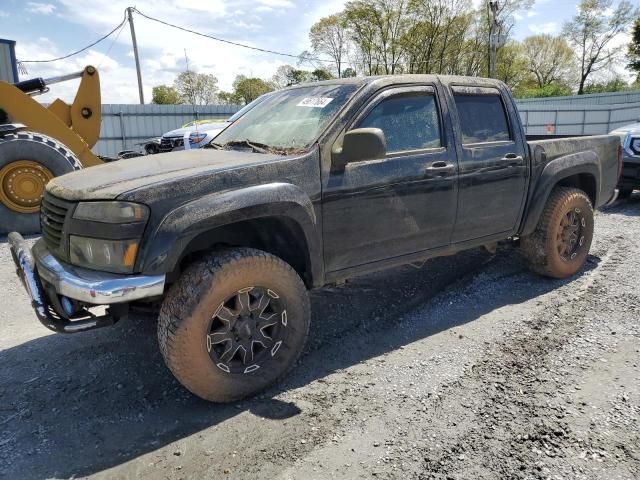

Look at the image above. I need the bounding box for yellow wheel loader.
[0,66,116,234]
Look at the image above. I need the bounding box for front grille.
[160,136,183,152]
[41,193,74,251]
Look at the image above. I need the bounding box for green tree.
[483,0,534,77]
[272,65,296,89]
[151,85,181,104]
[343,0,408,75]
[310,69,334,81]
[583,76,631,93]
[232,76,275,104]
[513,83,573,99]
[628,18,640,81]
[310,14,349,77]
[341,67,357,78]
[174,71,219,105]
[563,0,639,94]
[216,91,242,105]
[495,42,528,89]
[523,35,576,88]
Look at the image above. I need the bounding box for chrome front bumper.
[30,239,165,304]
[8,233,165,333]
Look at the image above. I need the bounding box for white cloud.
[0,11,8,18]
[26,2,56,15]
[257,0,294,7]
[173,0,226,15]
[14,0,350,102]
[528,22,559,35]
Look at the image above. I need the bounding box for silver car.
[158,93,274,153]
[610,121,640,198]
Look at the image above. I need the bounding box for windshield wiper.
[223,139,271,154]
[204,142,224,150]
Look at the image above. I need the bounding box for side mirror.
[332,128,386,171]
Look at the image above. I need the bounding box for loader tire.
[158,248,310,403]
[521,187,594,279]
[0,131,81,235]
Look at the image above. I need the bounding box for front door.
[322,85,459,273]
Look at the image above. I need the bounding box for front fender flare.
[520,151,600,237]
[139,183,320,281]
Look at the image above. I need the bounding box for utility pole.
[488,1,500,78]
[127,7,144,104]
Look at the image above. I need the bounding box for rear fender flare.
[520,151,600,236]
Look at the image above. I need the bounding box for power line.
[16,6,333,67]
[131,7,333,64]
[98,20,126,68]
[19,11,128,63]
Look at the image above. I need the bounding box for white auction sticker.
[297,97,334,108]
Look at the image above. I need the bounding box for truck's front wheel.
[521,187,594,279]
[158,248,310,403]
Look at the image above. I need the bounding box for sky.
[0,0,635,104]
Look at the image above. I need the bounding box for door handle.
[427,161,455,170]
[500,154,523,162]
[425,161,455,176]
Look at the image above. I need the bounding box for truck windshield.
[213,84,358,153]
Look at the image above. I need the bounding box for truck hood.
[47,149,285,201]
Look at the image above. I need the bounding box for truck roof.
[283,74,507,91]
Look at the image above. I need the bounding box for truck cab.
[9,75,621,403]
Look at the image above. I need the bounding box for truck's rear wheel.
[0,132,81,234]
[158,248,310,403]
[521,187,594,279]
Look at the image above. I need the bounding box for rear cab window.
[453,92,511,144]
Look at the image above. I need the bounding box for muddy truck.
[8,75,621,402]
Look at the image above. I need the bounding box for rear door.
[449,87,528,242]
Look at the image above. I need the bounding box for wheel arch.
[520,151,600,237]
[138,183,322,288]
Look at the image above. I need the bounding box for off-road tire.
[521,187,594,279]
[158,248,310,403]
[0,131,81,234]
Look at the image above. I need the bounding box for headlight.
[189,132,207,145]
[69,236,139,273]
[73,201,149,223]
[631,138,640,155]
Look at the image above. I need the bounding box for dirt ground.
[0,195,638,480]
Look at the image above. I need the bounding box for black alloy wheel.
[207,286,287,374]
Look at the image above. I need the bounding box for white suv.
[158,93,274,153]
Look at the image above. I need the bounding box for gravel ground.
[0,195,638,480]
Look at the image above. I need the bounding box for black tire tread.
[0,131,83,172]
[520,186,593,277]
[158,248,310,403]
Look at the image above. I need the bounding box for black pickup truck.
[8,75,621,402]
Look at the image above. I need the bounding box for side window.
[356,93,441,153]
[453,94,511,144]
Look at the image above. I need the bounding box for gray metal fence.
[515,101,640,136]
[515,90,640,107]
[92,91,640,157]
[95,104,241,157]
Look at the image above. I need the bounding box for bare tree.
[485,0,534,77]
[310,14,349,77]
[523,35,576,88]
[563,0,639,94]
[174,71,219,105]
